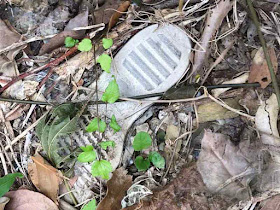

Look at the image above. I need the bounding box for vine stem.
[246,0,280,107]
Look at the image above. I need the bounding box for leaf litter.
[2,0,280,210]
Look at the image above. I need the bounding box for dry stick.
[247,0,280,107]
[0,46,78,94]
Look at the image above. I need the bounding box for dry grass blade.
[191,0,233,78]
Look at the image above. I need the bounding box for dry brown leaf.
[108,1,131,30]
[5,189,58,210]
[197,130,257,200]
[39,11,89,55]
[124,165,229,210]
[28,154,62,204]
[248,47,278,88]
[97,168,132,210]
[260,195,280,210]
[192,0,233,77]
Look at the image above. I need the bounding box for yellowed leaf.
[28,154,62,204]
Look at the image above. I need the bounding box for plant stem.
[63,178,78,206]
[246,0,280,107]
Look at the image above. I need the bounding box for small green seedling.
[101,78,120,104]
[91,160,113,180]
[99,141,116,150]
[109,115,121,132]
[0,173,23,197]
[86,118,106,133]
[78,145,97,163]
[78,38,93,52]
[102,38,113,49]
[64,37,79,48]
[132,132,165,171]
[97,54,112,73]
[81,199,96,210]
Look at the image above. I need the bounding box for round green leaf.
[101,78,120,104]
[99,141,116,150]
[64,37,78,48]
[78,38,92,52]
[109,115,121,132]
[91,160,113,180]
[135,156,150,171]
[133,131,152,151]
[102,38,113,49]
[86,118,106,133]
[80,145,94,152]
[97,54,112,73]
[148,151,165,169]
[82,199,96,210]
[78,150,96,163]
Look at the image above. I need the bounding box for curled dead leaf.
[28,154,62,204]
[97,168,132,210]
[248,47,278,88]
[5,189,58,210]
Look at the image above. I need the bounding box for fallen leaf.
[248,47,277,88]
[197,98,241,123]
[123,165,229,210]
[165,125,180,140]
[5,189,58,210]
[260,195,280,210]
[211,73,249,98]
[192,0,233,77]
[97,168,132,210]
[0,197,10,210]
[197,130,256,200]
[39,10,89,55]
[28,154,62,204]
[108,1,131,30]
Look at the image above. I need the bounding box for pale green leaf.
[97,54,112,73]
[91,160,113,180]
[86,118,106,133]
[148,151,165,169]
[78,145,96,163]
[135,156,150,171]
[0,173,23,197]
[78,38,92,52]
[133,132,152,151]
[64,37,79,48]
[99,141,116,150]
[109,115,121,132]
[101,78,120,104]
[102,38,113,49]
[82,199,96,210]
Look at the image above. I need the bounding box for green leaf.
[64,37,79,48]
[0,173,23,197]
[135,156,150,171]
[78,38,92,52]
[36,104,82,168]
[82,199,96,210]
[97,54,112,73]
[148,151,165,169]
[101,78,120,104]
[99,141,116,150]
[133,131,152,151]
[86,118,106,133]
[91,160,112,180]
[102,38,113,49]
[109,115,121,132]
[78,145,96,163]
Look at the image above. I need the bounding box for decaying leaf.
[197,130,256,200]
[28,154,62,204]
[192,0,233,76]
[108,1,131,30]
[248,47,278,88]
[0,197,10,210]
[197,98,241,123]
[39,10,89,55]
[260,195,280,210]
[5,189,58,210]
[97,168,132,210]
[123,165,229,210]
[36,104,81,168]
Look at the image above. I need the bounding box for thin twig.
[247,0,280,107]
